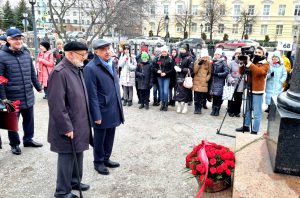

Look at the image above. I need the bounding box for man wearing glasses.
[0,28,43,155]
[84,39,124,175]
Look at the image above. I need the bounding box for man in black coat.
[47,41,91,198]
[84,39,124,175]
[0,28,43,155]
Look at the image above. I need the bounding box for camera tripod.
[216,65,253,138]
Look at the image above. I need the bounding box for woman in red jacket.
[36,41,54,99]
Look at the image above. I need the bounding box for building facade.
[143,0,300,41]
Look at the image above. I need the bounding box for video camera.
[238,46,255,65]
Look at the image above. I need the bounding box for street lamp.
[200,23,203,35]
[29,0,39,61]
[22,13,28,33]
[164,15,169,44]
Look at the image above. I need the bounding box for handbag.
[222,80,235,100]
[0,100,19,131]
[183,69,193,89]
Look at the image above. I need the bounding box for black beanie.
[180,43,190,52]
[40,41,50,51]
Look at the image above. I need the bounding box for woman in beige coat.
[192,49,211,114]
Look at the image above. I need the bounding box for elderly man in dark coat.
[48,41,91,198]
[84,39,124,175]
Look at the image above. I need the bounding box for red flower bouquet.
[185,140,235,197]
[0,75,8,84]
[156,61,162,65]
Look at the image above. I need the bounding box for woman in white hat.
[192,49,211,114]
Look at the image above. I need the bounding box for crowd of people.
[0,27,295,198]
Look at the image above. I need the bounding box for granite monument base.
[267,96,300,176]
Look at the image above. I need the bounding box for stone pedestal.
[267,96,300,176]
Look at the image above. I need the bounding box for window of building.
[66,11,69,16]
[261,25,268,35]
[150,5,155,15]
[248,5,255,15]
[49,19,52,23]
[176,23,183,32]
[278,5,286,16]
[82,20,84,25]
[176,4,184,15]
[206,7,210,16]
[62,19,66,23]
[276,25,283,35]
[232,24,238,34]
[53,3,57,7]
[67,19,70,23]
[55,19,58,23]
[192,5,198,15]
[205,23,210,32]
[263,5,270,16]
[163,5,169,15]
[73,11,77,16]
[86,20,90,25]
[245,24,253,34]
[191,23,197,32]
[218,24,224,33]
[234,5,240,16]
[220,5,225,15]
[74,19,78,24]
[294,5,300,16]
[150,22,155,31]
[292,25,299,36]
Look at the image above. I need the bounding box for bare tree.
[176,9,192,39]
[237,9,257,39]
[200,0,226,42]
[155,17,164,36]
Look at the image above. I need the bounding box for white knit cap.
[235,48,242,54]
[160,45,169,53]
[214,48,222,55]
[201,48,209,58]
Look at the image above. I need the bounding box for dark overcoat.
[83,55,124,129]
[210,58,229,96]
[47,58,91,153]
[135,61,153,90]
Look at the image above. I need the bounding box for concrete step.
[233,133,300,198]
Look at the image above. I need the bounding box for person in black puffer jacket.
[174,44,194,114]
[210,48,229,116]
[0,28,43,155]
[169,48,178,106]
[153,46,174,111]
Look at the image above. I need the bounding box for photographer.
[236,46,269,134]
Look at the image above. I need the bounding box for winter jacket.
[0,44,42,109]
[135,61,153,90]
[176,54,194,83]
[47,58,91,153]
[36,50,54,87]
[192,58,211,93]
[265,63,287,105]
[227,59,244,93]
[210,58,229,96]
[153,55,174,79]
[118,54,137,86]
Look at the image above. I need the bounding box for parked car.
[176,38,205,49]
[128,36,149,45]
[68,31,85,39]
[215,39,259,50]
[145,36,166,46]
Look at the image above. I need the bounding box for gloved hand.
[271,72,274,77]
[174,66,182,72]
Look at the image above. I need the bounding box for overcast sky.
[1,0,21,8]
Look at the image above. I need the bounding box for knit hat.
[141,52,149,60]
[235,48,242,54]
[180,43,190,51]
[201,48,209,58]
[272,51,281,59]
[160,45,168,53]
[214,48,222,55]
[141,45,148,53]
[40,41,50,51]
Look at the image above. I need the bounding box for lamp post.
[200,23,203,36]
[22,13,28,33]
[29,0,39,61]
[164,15,169,45]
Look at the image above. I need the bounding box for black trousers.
[54,152,83,197]
[93,127,116,166]
[8,106,34,146]
[212,95,223,108]
[228,92,243,115]
[139,89,150,105]
[194,92,206,105]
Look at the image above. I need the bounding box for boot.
[163,103,168,111]
[152,98,157,106]
[210,106,216,116]
[139,104,144,109]
[182,102,188,114]
[202,100,208,109]
[123,100,127,106]
[176,102,182,113]
[194,103,202,114]
[160,102,165,111]
[168,100,175,107]
[127,100,132,106]
[214,107,220,116]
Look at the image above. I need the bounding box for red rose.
[192,169,197,175]
[205,178,213,186]
[225,169,231,176]
[209,158,217,165]
[216,165,224,174]
[199,175,205,182]
[209,167,217,174]
[157,61,162,65]
[175,58,180,64]
[126,57,129,61]
[196,164,206,174]
[0,75,8,84]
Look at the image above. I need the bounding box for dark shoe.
[168,100,175,107]
[202,103,208,109]
[236,126,250,132]
[23,140,43,147]
[127,100,133,106]
[188,101,192,106]
[251,131,258,135]
[145,104,149,110]
[163,104,168,111]
[72,183,90,191]
[210,106,216,116]
[160,102,164,111]
[11,145,21,155]
[228,113,235,117]
[123,100,127,106]
[104,160,120,168]
[139,104,144,109]
[235,114,241,117]
[94,164,109,175]
[55,193,79,198]
[214,107,220,116]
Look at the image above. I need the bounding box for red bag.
[0,111,18,131]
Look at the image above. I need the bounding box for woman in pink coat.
[36,41,54,99]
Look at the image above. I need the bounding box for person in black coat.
[47,41,91,198]
[135,52,153,109]
[0,28,43,155]
[84,39,124,176]
[153,46,174,111]
[169,48,178,106]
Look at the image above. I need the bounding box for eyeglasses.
[73,51,88,58]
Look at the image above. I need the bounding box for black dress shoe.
[228,113,235,117]
[23,140,43,147]
[11,145,21,155]
[72,183,90,191]
[251,131,258,135]
[236,126,250,132]
[235,114,240,117]
[94,164,109,175]
[63,193,79,198]
[104,159,120,168]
